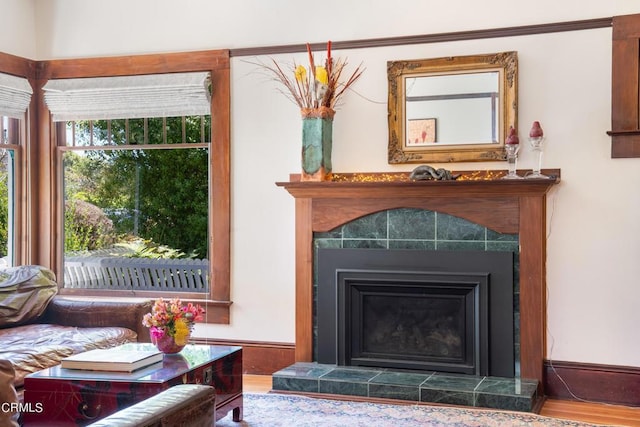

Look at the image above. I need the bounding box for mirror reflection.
[405,72,499,145]
[388,51,517,163]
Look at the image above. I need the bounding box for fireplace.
[277,170,559,391]
[317,248,514,378]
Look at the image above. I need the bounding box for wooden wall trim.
[230,17,612,57]
[544,360,640,407]
[36,49,230,79]
[608,13,640,157]
[0,51,36,78]
[191,338,295,375]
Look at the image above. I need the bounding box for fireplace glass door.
[338,273,487,375]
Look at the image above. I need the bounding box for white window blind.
[0,73,33,119]
[43,72,211,121]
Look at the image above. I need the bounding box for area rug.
[216,393,613,427]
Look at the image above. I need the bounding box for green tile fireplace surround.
[314,207,519,251]
[273,363,540,412]
[312,208,521,364]
[271,209,534,412]
[276,170,560,412]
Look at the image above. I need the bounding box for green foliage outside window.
[113,238,197,259]
[64,199,115,252]
[64,116,209,258]
[0,169,8,257]
[0,148,12,259]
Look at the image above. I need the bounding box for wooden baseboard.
[188,341,640,408]
[544,360,640,407]
[190,338,295,375]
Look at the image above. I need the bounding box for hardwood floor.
[540,399,640,427]
[243,375,640,426]
[243,374,273,393]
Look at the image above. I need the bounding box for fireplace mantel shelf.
[277,169,560,199]
[278,168,560,394]
[277,169,560,234]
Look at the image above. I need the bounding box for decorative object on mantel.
[254,41,364,181]
[502,126,522,180]
[301,106,335,181]
[297,169,559,183]
[142,298,205,354]
[526,121,549,179]
[409,165,460,181]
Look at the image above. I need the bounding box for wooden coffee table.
[22,344,242,426]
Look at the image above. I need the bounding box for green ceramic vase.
[301,107,335,181]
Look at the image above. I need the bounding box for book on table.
[61,346,164,372]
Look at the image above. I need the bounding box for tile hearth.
[273,362,540,412]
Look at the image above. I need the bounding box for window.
[60,116,210,296]
[0,71,32,267]
[40,51,231,323]
[0,117,19,266]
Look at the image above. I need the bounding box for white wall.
[0,0,36,58]
[29,0,640,368]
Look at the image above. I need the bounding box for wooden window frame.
[0,52,33,267]
[33,50,232,323]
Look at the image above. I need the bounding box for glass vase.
[153,333,189,354]
[502,143,522,179]
[527,136,549,179]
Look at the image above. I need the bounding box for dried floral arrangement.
[254,41,364,112]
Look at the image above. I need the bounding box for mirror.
[387,51,517,163]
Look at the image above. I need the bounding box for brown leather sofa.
[0,265,152,426]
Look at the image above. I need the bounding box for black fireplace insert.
[317,248,514,378]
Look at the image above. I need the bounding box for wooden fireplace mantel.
[277,169,560,387]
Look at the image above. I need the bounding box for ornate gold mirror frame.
[388,51,518,163]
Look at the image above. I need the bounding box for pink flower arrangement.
[142,298,205,346]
